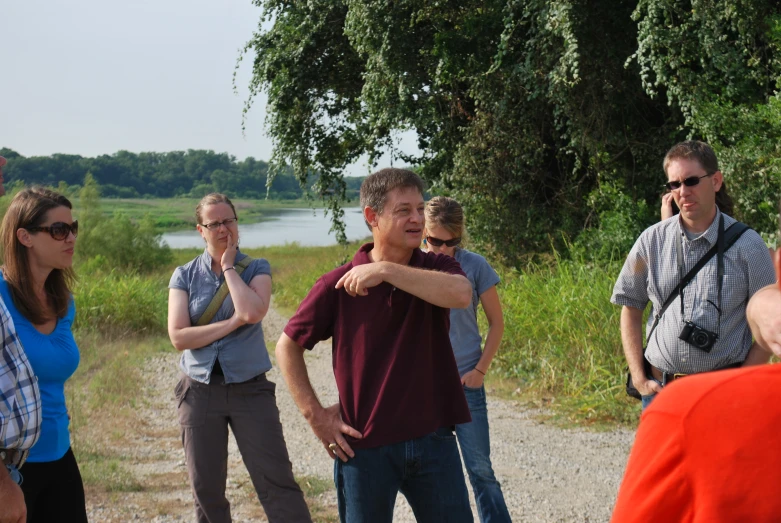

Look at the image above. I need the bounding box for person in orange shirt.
[611,202,781,522]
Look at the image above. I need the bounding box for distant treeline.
[0,148,364,200]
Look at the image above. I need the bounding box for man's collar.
[352,243,423,267]
[678,208,722,245]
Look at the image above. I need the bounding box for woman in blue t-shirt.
[0,187,86,522]
[167,193,310,523]
[424,196,512,523]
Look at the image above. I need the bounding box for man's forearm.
[621,306,647,379]
[382,263,471,308]
[747,284,781,354]
[275,334,324,421]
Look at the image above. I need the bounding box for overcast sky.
[1,0,417,176]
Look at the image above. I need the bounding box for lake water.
[161,208,371,249]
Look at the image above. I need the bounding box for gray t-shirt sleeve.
[244,257,272,281]
[475,256,500,296]
[169,266,188,291]
[611,235,650,310]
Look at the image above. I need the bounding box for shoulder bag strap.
[645,221,750,343]
[194,256,254,327]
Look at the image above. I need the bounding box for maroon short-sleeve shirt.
[284,243,471,449]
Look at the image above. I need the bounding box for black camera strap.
[646,217,750,343]
[676,215,725,336]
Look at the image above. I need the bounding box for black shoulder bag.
[625,218,750,400]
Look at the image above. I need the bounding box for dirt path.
[85,305,635,522]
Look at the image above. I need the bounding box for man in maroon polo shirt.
[277,168,475,522]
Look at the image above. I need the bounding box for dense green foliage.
[0,147,364,201]
[243,0,781,263]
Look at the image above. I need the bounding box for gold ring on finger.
[328,443,338,450]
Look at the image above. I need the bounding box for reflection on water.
[161,208,370,249]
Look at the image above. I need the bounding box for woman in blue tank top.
[0,187,86,522]
[424,196,512,523]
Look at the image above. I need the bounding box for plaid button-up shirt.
[612,211,776,374]
[0,296,41,459]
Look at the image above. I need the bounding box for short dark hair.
[664,140,734,215]
[359,168,425,230]
[663,140,719,175]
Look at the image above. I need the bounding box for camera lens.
[692,331,710,348]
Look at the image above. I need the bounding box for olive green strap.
[195,256,253,326]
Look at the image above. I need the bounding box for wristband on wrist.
[474,367,486,376]
[223,266,236,273]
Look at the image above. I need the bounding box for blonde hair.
[425,196,465,238]
[195,193,238,225]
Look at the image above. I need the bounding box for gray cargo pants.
[175,373,311,523]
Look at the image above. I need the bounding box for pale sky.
[0,0,417,176]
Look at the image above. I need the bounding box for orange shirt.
[612,364,781,522]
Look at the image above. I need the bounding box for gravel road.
[85,305,635,522]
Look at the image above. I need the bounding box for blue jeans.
[641,378,664,410]
[456,386,511,523]
[334,427,473,523]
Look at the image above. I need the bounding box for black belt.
[655,361,744,386]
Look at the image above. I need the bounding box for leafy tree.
[241,0,781,263]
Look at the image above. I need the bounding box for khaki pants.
[175,373,311,523]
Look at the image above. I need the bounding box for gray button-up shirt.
[611,210,775,374]
[169,249,272,384]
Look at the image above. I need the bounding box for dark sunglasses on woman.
[663,172,714,191]
[26,220,79,241]
[425,236,461,248]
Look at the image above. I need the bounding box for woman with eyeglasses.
[424,196,512,523]
[167,193,310,523]
[0,187,86,522]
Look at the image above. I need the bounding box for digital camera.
[679,321,718,353]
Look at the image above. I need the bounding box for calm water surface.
[161,208,370,249]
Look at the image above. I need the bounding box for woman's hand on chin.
[221,232,239,269]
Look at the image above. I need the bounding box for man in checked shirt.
[611,141,776,409]
[0,154,42,523]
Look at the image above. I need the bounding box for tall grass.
[494,259,638,424]
[73,271,169,335]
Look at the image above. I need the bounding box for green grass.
[75,445,144,493]
[492,259,638,425]
[73,271,169,335]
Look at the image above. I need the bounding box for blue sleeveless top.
[0,277,79,462]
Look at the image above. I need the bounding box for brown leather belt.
[650,361,744,386]
[0,448,26,467]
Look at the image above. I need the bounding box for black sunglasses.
[664,172,714,191]
[27,221,79,241]
[425,236,461,248]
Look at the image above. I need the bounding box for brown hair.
[663,140,719,175]
[195,193,238,225]
[360,168,426,231]
[664,140,734,216]
[0,187,76,324]
[425,196,465,239]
